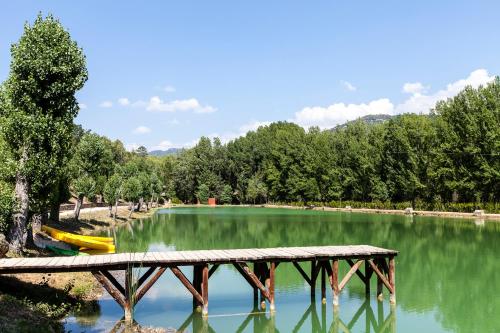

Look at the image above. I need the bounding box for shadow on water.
[106,300,395,333]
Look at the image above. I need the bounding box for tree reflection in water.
[107,300,395,333]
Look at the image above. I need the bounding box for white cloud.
[154,140,174,150]
[151,139,196,151]
[125,143,140,151]
[293,98,394,129]
[133,126,151,134]
[402,82,427,94]
[146,96,217,114]
[118,97,130,106]
[341,80,357,91]
[78,103,87,109]
[239,120,272,133]
[164,85,176,93]
[395,69,494,114]
[292,69,495,128]
[99,101,113,108]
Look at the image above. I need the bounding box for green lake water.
[64,207,499,332]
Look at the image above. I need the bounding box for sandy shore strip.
[261,204,500,221]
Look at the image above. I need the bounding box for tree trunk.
[108,204,113,217]
[128,201,135,219]
[114,200,118,221]
[156,197,159,208]
[138,198,143,212]
[49,202,60,222]
[31,213,42,234]
[74,195,83,221]
[9,149,30,253]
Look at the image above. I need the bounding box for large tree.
[71,132,113,220]
[0,14,87,251]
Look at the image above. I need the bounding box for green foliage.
[246,173,267,204]
[103,174,122,204]
[121,177,142,203]
[0,14,87,217]
[72,133,113,181]
[196,184,210,203]
[219,184,233,204]
[72,175,96,201]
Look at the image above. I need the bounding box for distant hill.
[332,114,394,130]
[149,148,182,156]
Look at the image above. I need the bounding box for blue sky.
[1,1,499,151]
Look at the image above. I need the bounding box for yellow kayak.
[42,226,115,251]
[79,247,116,255]
[42,226,114,243]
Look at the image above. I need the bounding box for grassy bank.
[0,205,160,332]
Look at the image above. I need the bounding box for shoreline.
[169,203,500,221]
[263,204,500,221]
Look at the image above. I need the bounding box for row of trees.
[168,79,499,207]
[0,15,166,252]
[0,14,498,253]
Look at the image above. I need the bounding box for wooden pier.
[0,245,397,322]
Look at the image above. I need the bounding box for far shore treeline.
[0,15,499,252]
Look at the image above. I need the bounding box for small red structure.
[208,198,216,206]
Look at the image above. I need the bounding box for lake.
[64,207,499,332]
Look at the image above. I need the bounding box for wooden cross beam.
[368,259,394,294]
[292,261,312,286]
[171,266,204,305]
[92,270,125,309]
[233,262,270,301]
[92,266,167,322]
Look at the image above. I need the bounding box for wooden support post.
[269,262,276,312]
[332,259,339,307]
[388,256,396,304]
[365,260,372,297]
[124,266,133,322]
[375,260,383,301]
[321,265,326,304]
[253,263,258,306]
[259,263,269,309]
[311,260,317,300]
[193,266,202,310]
[202,264,209,317]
